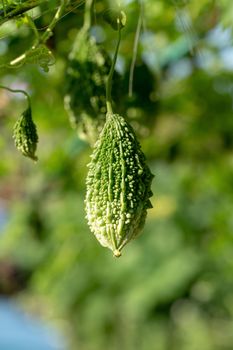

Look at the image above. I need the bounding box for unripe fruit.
[85,113,153,256]
[64,30,110,145]
[13,107,38,161]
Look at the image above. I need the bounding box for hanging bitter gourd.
[0,86,38,161]
[85,9,153,256]
[85,112,153,257]
[64,29,115,146]
[13,106,38,161]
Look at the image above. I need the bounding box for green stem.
[39,0,69,44]
[106,24,122,115]
[2,0,7,16]
[0,0,48,27]
[129,0,142,97]
[83,0,94,31]
[0,85,31,106]
[26,13,40,41]
[7,0,69,68]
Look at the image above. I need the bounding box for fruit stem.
[83,0,94,31]
[0,85,31,106]
[106,23,122,114]
[129,0,143,97]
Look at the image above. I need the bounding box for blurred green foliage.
[0,0,233,349]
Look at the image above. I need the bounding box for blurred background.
[0,0,233,349]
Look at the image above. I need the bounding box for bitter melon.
[64,29,116,145]
[13,107,38,161]
[85,112,153,256]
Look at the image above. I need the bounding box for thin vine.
[128,0,143,97]
[0,0,48,26]
[0,0,70,70]
[39,0,69,44]
[106,22,122,114]
[83,0,94,31]
[0,85,31,106]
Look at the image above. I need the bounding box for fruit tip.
[113,249,122,258]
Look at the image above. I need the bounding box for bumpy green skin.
[13,107,38,161]
[85,113,153,256]
[64,29,112,146]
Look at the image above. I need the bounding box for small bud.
[103,9,127,31]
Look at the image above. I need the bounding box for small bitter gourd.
[85,112,153,257]
[64,29,114,146]
[13,106,38,161]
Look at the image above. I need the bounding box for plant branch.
[0,0,48,27]
[83,0,94,31]
[39,0,69,44]
[128,0,143,97]
[0,85,31,106]
[6,0,69,68]
[106,24,122,115]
